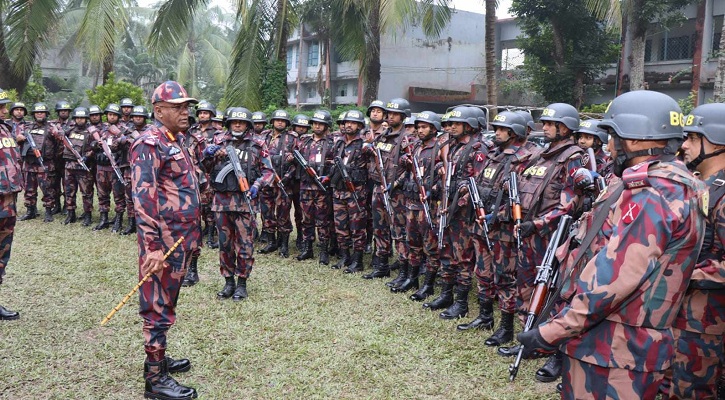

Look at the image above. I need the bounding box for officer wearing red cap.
[130,81,201,400]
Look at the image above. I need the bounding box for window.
[644,39,653,62]
[659,34,695,61]
[307,87,316,100]
[307,41,319,67]
[287,45,297,69]
[289,88,295,100]
[352,83,358,97]
[714,32,722,54]
[338,84,347,97]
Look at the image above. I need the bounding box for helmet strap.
[687,134,725,169]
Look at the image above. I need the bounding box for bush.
[86,72,145,110]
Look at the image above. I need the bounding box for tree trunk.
[628,1,648,91]
[572,70,585,109]
[102,51,114,85]
[363,0,381,106]
[616,13,629,95]
[485,0,497,118]
[690,0,705,106]
[714,8,725,101]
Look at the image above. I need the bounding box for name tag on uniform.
[315,153,322,163]
[106,138,113,146]
[168,147,181,155]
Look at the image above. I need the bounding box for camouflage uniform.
[124,122,150,221]
[187,123,217,233]
[20,119,60,212]
[296,134,335,247]
[91,124,128,215]
[61,123,95,215]
[260,129,297,249]
[0,118,23,319]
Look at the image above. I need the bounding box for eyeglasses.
[156,103,190,112]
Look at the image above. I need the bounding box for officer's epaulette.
[622,160,652,189]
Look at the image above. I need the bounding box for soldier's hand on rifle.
[457,193,470,207]
[420,190,430,203]
[16,133,25,142]
[285,153,294,163]
[141,249,168,277]
[320,175,330,185]
[517,328,557,359]
[518,221,537,239]
[203,144,221,157]
[458,184,469,195]
[399,154,412,169]
[249,185,259,199]
[478,213,493,225]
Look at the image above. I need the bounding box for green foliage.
[3,89,19,102]
[22,67,47,104]
[85,72,145,110]
[677,91,697,115]
[261,59,289,110]
[580,103,609,113]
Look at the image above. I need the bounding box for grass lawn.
[0,206,559,399]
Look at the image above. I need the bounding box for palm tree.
[714,17,725,101]
[485,0,498,116]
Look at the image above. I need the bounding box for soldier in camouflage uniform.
[16,103,60,222]
[50,101,73,215]
[187,100,218,250]
[119,97,135,130]
[250,111,269,244]
[422,106,489,320]
[663,103,725,399]
[59,107,96,226]
[211,111,224,132]
[363,100,387,256]
[88,105,103,128]
[121,106,150,236]
[294,111,335,264]
[131,81,201,400]
[457,111,536,335]
[518,91,706,400]
[202,107,274,301]
[7,102,27,139]
[0,89,23,321]
[575,119,612,177]
[330,110,369,273]
[259,110,297,258]
[290,114,310,251]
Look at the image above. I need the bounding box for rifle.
[260,156,288,198]
[225,145,255,216]
[61,133,90,172]
[508,171,522,249]
[374,147,394,220]
[587,147,607,193]
[24,131,47,172]
[410,148,435,233]
[293,149,326,191]
[509,214,572,382]
[334,156,362,212]
[468,177,492,253]
[92,130,126,186]
[437,160,454,250]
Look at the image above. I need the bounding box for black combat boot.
[296,240,314,261]
[143,356,191,375]
[485,311,514,347]
[362,256,390,279]
[410,271,436,301]
[440,286,469,319]
[63,209,77,225]
[343,251,364,274]
[93,212,110,230]
[422,282,454,310]
[206,226,219,249]
[216,277,235,299]
[81,212,92,227]
[389,259,401,272]
[457,298,494,331]
[333,249,350,270]
[392,263,419,293]
[497,343,521,357]
[19,205,37,221]
[318,240,329,265]
[328,238,340,258]
[295,230,303,251]
[535,351,563,383]
[144,358,197,400]
[386,260,408,288]
[43,207,54,223]
[278,233,290,258]
[121,216,136,235]
[0,305,20,320]
[52,199,62,215]
[259,232,278,254]
[232,277,247,301]
[181,256,199,287]
[258,231,269,245]
[364,242,372,254]
[369,254,379,271]
[111,212,124,233]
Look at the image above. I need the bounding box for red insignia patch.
[475,153,484,162]
[261,149,269,158]
[569,168,578,178]
[622,203,640,224]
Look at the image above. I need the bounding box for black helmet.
[105,103,122,115]
[88,105,102,115]
[72,107,89,119]
[225,107,253,128]
[31,103,50,114]
[468,107,487,129]
[270,109,291,125]
[211,111,224,123]
[336,111,347,126]
[196,101,215,116]
[310,110,332,127]
[599,91,683,141]
[342,110,365,124]
[120,98,134,107]
[576,119,608,143]
[252,111,267,124]
[683,103,725,146]
[131,106,148,117]
[385,98,411,117]
[540,103,580,131]
[366,100,387,117]
[491,111,526,139]
[291,114,311,128]
[414,111,442,132]
[55,101,72,111]
[10,102,27,114]
[0,88,9,105]
[514,110,536,131]
[403,117,415,126]
[447,106,478,130]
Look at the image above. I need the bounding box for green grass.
[0,204,559,399]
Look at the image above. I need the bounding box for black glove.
[519,221,537,238]
[517,328,557,359]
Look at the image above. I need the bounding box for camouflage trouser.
[200,179,214,226]
[291,180,302,232]
[439,213,480,290]
[365,180,374,246]
[371,187,407,259]
[516,232,548,314]
[123,166,134,217]
[333,185,368,252]
[216,211,255,279]
[562,356,664,400]
[96,167,126,213]
[300,189,331,243]
[138,241,191,361]
[476,237,517,313]
[405,207,439,274]
[64,166,94,213]
[260,186,292,235]
[23,166,56,209]
[0,193,18,284]
[51,159,64,203]
[664,328,723,399]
